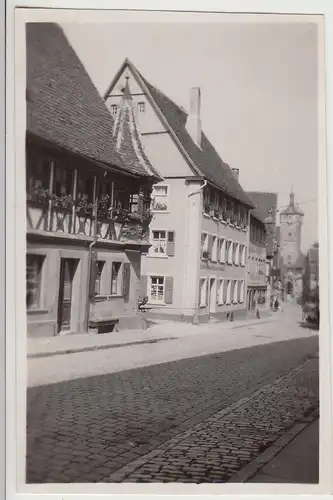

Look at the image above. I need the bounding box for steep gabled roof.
[105,59,254,208]
[112,77,162,180]
[26,23,154,179]
[247,192,278,222]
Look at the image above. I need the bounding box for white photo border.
[5,1,333,499]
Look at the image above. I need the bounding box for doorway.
[58,258,79,333]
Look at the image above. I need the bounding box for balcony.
[26,197,151,244]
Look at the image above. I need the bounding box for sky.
[62,19,319,252]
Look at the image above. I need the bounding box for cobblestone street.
[26,334,319,483]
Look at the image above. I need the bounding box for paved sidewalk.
[28,311,276,358]
[249,418,319,483]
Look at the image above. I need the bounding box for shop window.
[26,254,45,310]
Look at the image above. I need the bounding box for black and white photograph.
[9,6,329,494]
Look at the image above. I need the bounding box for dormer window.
[138,102,145,113]
[111,104,118,116]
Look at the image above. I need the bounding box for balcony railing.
[26,198,152,244]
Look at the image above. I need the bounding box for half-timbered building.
[26,24,161,337]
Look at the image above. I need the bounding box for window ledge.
[226,301,231,305]
[212,217,219,222]
[211,258,218,263]
[27,308,49,315]
[203,212,211,219]
[151,210,170,215]
[147,255,168,259]
[199,304,207,308]
[221,220,228,225]
[93,294,123,302]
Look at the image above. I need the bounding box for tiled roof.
[112,78,162,180]
[26,23,153,179]
[247,192,278,221]
[106,60,254,207]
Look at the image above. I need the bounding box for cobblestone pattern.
[26,336,318,483]
[112,358,318,483]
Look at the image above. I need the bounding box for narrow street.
[26,305,319,483]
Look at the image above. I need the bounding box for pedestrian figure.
[274,298,279,311]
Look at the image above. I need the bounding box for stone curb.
[28,314,276,359]
[27,337,174,359]
[105,359,314,483]
[228,408,320,483]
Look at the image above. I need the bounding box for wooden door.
[58,258,77,332]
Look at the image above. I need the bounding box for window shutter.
[89,251,97,297]
[122,262,131,302]
[167,231,175,256]
[164,276,174,304]
[140,275,148,300]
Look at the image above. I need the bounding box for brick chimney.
[232,168,239,181]
[186,87,202,148]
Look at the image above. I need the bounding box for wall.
[141,178,189,316]
[26,239,89,337]
[248,241,267,288]
[199,213,249,319]
[27,236,146,337]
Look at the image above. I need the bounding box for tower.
[279,191,304,298]
[279,191,304,267]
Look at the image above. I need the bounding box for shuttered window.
[150,230,175,257]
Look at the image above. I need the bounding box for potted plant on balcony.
[75,198,94,217]
[204,203,211,215]
[214,208,221,219]
[52,193,74,210]
[27,186,51,205]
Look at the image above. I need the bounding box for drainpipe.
[182,180,207,323]
[84,177,98,333]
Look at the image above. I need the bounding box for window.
[201,233,209,258]
[54,164,74,197]
[151,230,167,256]
[149,276,165,303]
[138,102,145,113]
[111,262,122,295]
[199,278,207,307]
[129,193,139,213]
[94,261,105,295]
[217,279,224,305]
[111,104,118,116]
[152,185,168,211]
[211,236,218,261]
[26,152,51,197]
[26,254,44,310]
[241,246,247,267]
[232,280,237,303]
[227,240,233,264]
[239,281,245,303]
[226,280,231,304]
[233,242,240,265]
[219,238,226,263]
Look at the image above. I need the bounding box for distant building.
[279,191,305,299]
[247,192,279,304]
[26,24,160,337]
[302,242,319,303]
[247,207,267,311]
[105,59,255,323]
